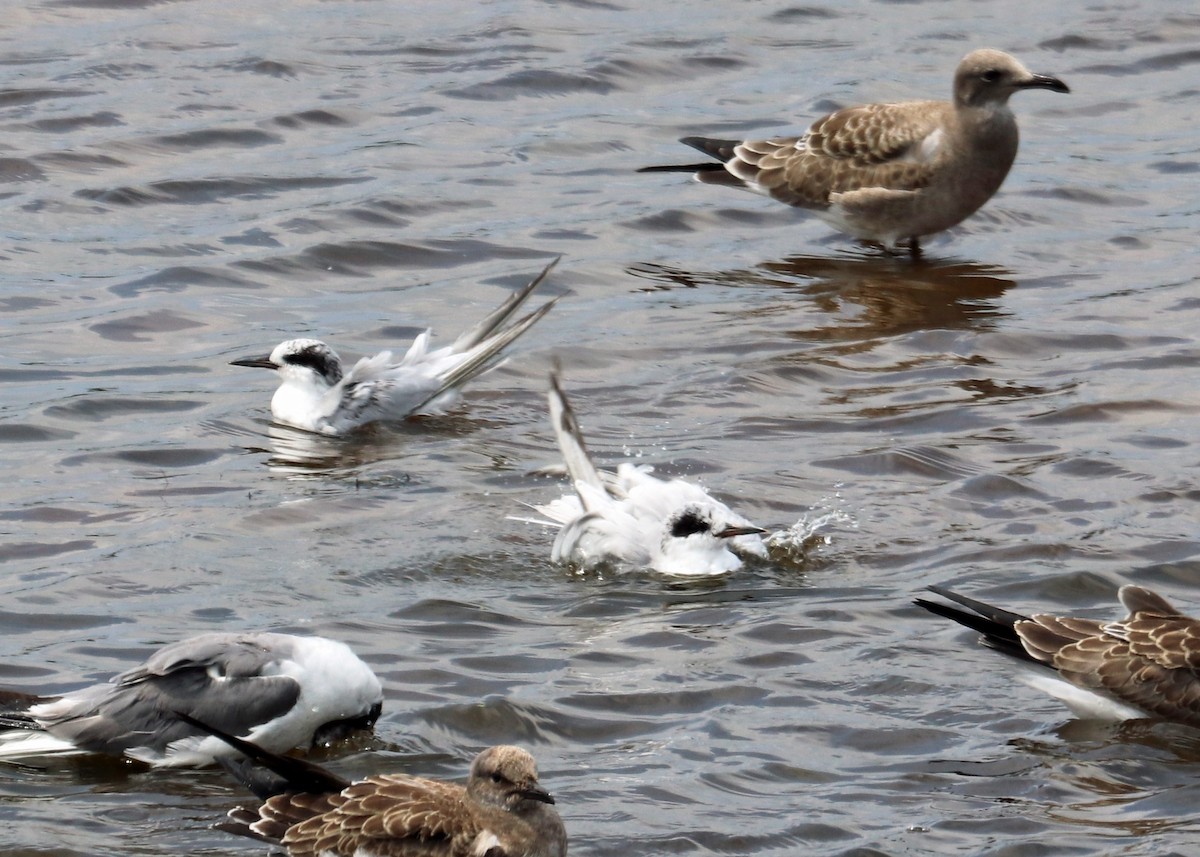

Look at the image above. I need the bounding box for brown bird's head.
[467,745,556,810]
[953,48,1070,108]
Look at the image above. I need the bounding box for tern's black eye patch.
[285,345,343,384]
[669,509,711,538]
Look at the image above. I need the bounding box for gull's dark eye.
[491,773,505,783]
[670,510,711,538]
[980,69,1002,83]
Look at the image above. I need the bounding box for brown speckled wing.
[804,101,946,163]
[250,792,345,853]
[370,776,471,840]
[282,775,482,857]
[1114,589,1200,672]
[1016,586,1200,726]
[721,101,950,209]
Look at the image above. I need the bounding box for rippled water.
[2,1,1199,855]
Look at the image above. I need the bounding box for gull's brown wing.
[1017,585,1200,726]
[282,774,495,857]
[715,101,951,208]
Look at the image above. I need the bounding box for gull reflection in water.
[629,251,1016,338]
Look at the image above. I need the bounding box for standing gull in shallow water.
[521,372,767,577]
[639,49,1069,252]
[0,632,383,767]
[916,584,1200,726]
[231,258,559,436]
[188,715,568,857]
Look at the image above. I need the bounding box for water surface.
[1,1,1199,855]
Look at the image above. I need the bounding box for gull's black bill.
[1021,73,1070,94]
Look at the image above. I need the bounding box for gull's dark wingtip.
[914,585,1034,662]
[638,136,741,174]
[174,710,350,795]
[636,162,719,174]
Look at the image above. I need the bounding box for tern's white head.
[656,505,767,577]
[231,338,347,433]
[232,338,345,387]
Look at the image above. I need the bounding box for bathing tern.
[523,372,767,577]
[232,258,559,436]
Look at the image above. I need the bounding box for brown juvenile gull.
[639,49,1069,252]
[916,584,1200,726]
[184,712,568,857]
[0,632,383,767]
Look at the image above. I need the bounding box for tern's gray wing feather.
[410,297,559,416]
[551,508,653,570]
[317,349,441,431]
[328,373,424,431]
[43,676,301,760]
[325,265,560,428]
[547,372,606,504]
[451,257,559,352]
[132,631,300,681]
[39,633,302,757]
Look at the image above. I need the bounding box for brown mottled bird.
[915,584,1200,726]
[184,713,567,857]
[639,49,1069,252]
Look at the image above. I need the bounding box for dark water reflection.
[630,252,1015,340]
[1,1,1199,856]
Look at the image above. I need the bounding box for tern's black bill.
[230,355,277,370]
[715,525,767,539]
